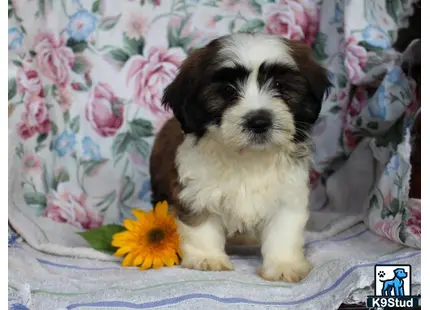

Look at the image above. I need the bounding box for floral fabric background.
[8,0,420,250]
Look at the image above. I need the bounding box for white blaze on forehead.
[219,33,297,70]
[239,71,272,109]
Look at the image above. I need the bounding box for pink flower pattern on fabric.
[33,32,75,86]
[44,183,103,230]
[344,37,368,84]
[126,47,186,116]
[17,95,51,140]
[264,0,319,45]
[86,82,124,137]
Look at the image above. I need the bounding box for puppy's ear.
[289,41,332,124]
[161,48,208,134]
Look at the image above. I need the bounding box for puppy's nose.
[244,109,273,133]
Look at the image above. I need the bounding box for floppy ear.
[289,41,332,124]
[161,48,208,134]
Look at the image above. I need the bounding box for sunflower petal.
[132,209,148,222]
[155,201,168,217]
[152,257,164,269]
[123,219,139,232]
[163,257,175,267]
[113,246,132,257]
[133,254,144,266]
[140,257,153,270]
[112,231,134,240]
[122,252,137,267]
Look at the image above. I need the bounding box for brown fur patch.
[287,40,331,104]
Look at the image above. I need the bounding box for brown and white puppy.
[150,32,331,282]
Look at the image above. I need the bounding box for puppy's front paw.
[181,254,234,271]
[258,259,312,283]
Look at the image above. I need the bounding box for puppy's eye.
[274,80,284,90]
[221,84,236,99]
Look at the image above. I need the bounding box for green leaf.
[81,159,108,176]
[356,116,363,127]
[52,168,70,190]
[63,110,70,123]
[99,14,122,31]
[77,224,126,254]
[8,8,13,18]
[38,0,45,18]
[312,32,329,61]
[338,74,348,88]
[129,118,153,138]
[91,0,100,13]
[385,0,400,24]
[35,143,46,153]
[390,198,400,215]
[228,20,236,33]
[358,41,384,55]
[120,176,135,202]
[8,78,17,100]
[72,55,88,74]
[29,50,37,57]
[381,206,392,219]
[213,15,223,22]
[24,192,47,207]
[96,190,117,212]
[70,115,80,134]
[51,84,58,96]
[106,48,130,65]
[203,0,218,7]
[123,35,144,56]
[37,133,49,144]
[369,194,378,210]
[249,0,262,14]
[66,38,88,53]
[133,139,150,159]
[42,163,50,192]
[238,19,265,32]
[167,26,178,49]
[112,132,132,157]
[366,121,379,130]
[12,60,22,67]
[387,30,396,42]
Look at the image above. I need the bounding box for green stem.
[74,158,88,195]
[149,12,183,27]
[60,0,71,18]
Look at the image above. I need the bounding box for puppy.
[150,32,331,282]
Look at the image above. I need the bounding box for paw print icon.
[378,271,385,278]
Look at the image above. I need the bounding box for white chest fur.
[176,136,310,236]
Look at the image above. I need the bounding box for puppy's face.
[162,33,331,151]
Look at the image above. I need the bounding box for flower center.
[147,228,165,244]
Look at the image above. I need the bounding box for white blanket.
[8,226,421,310]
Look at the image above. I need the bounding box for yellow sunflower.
[112,201,182,270]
